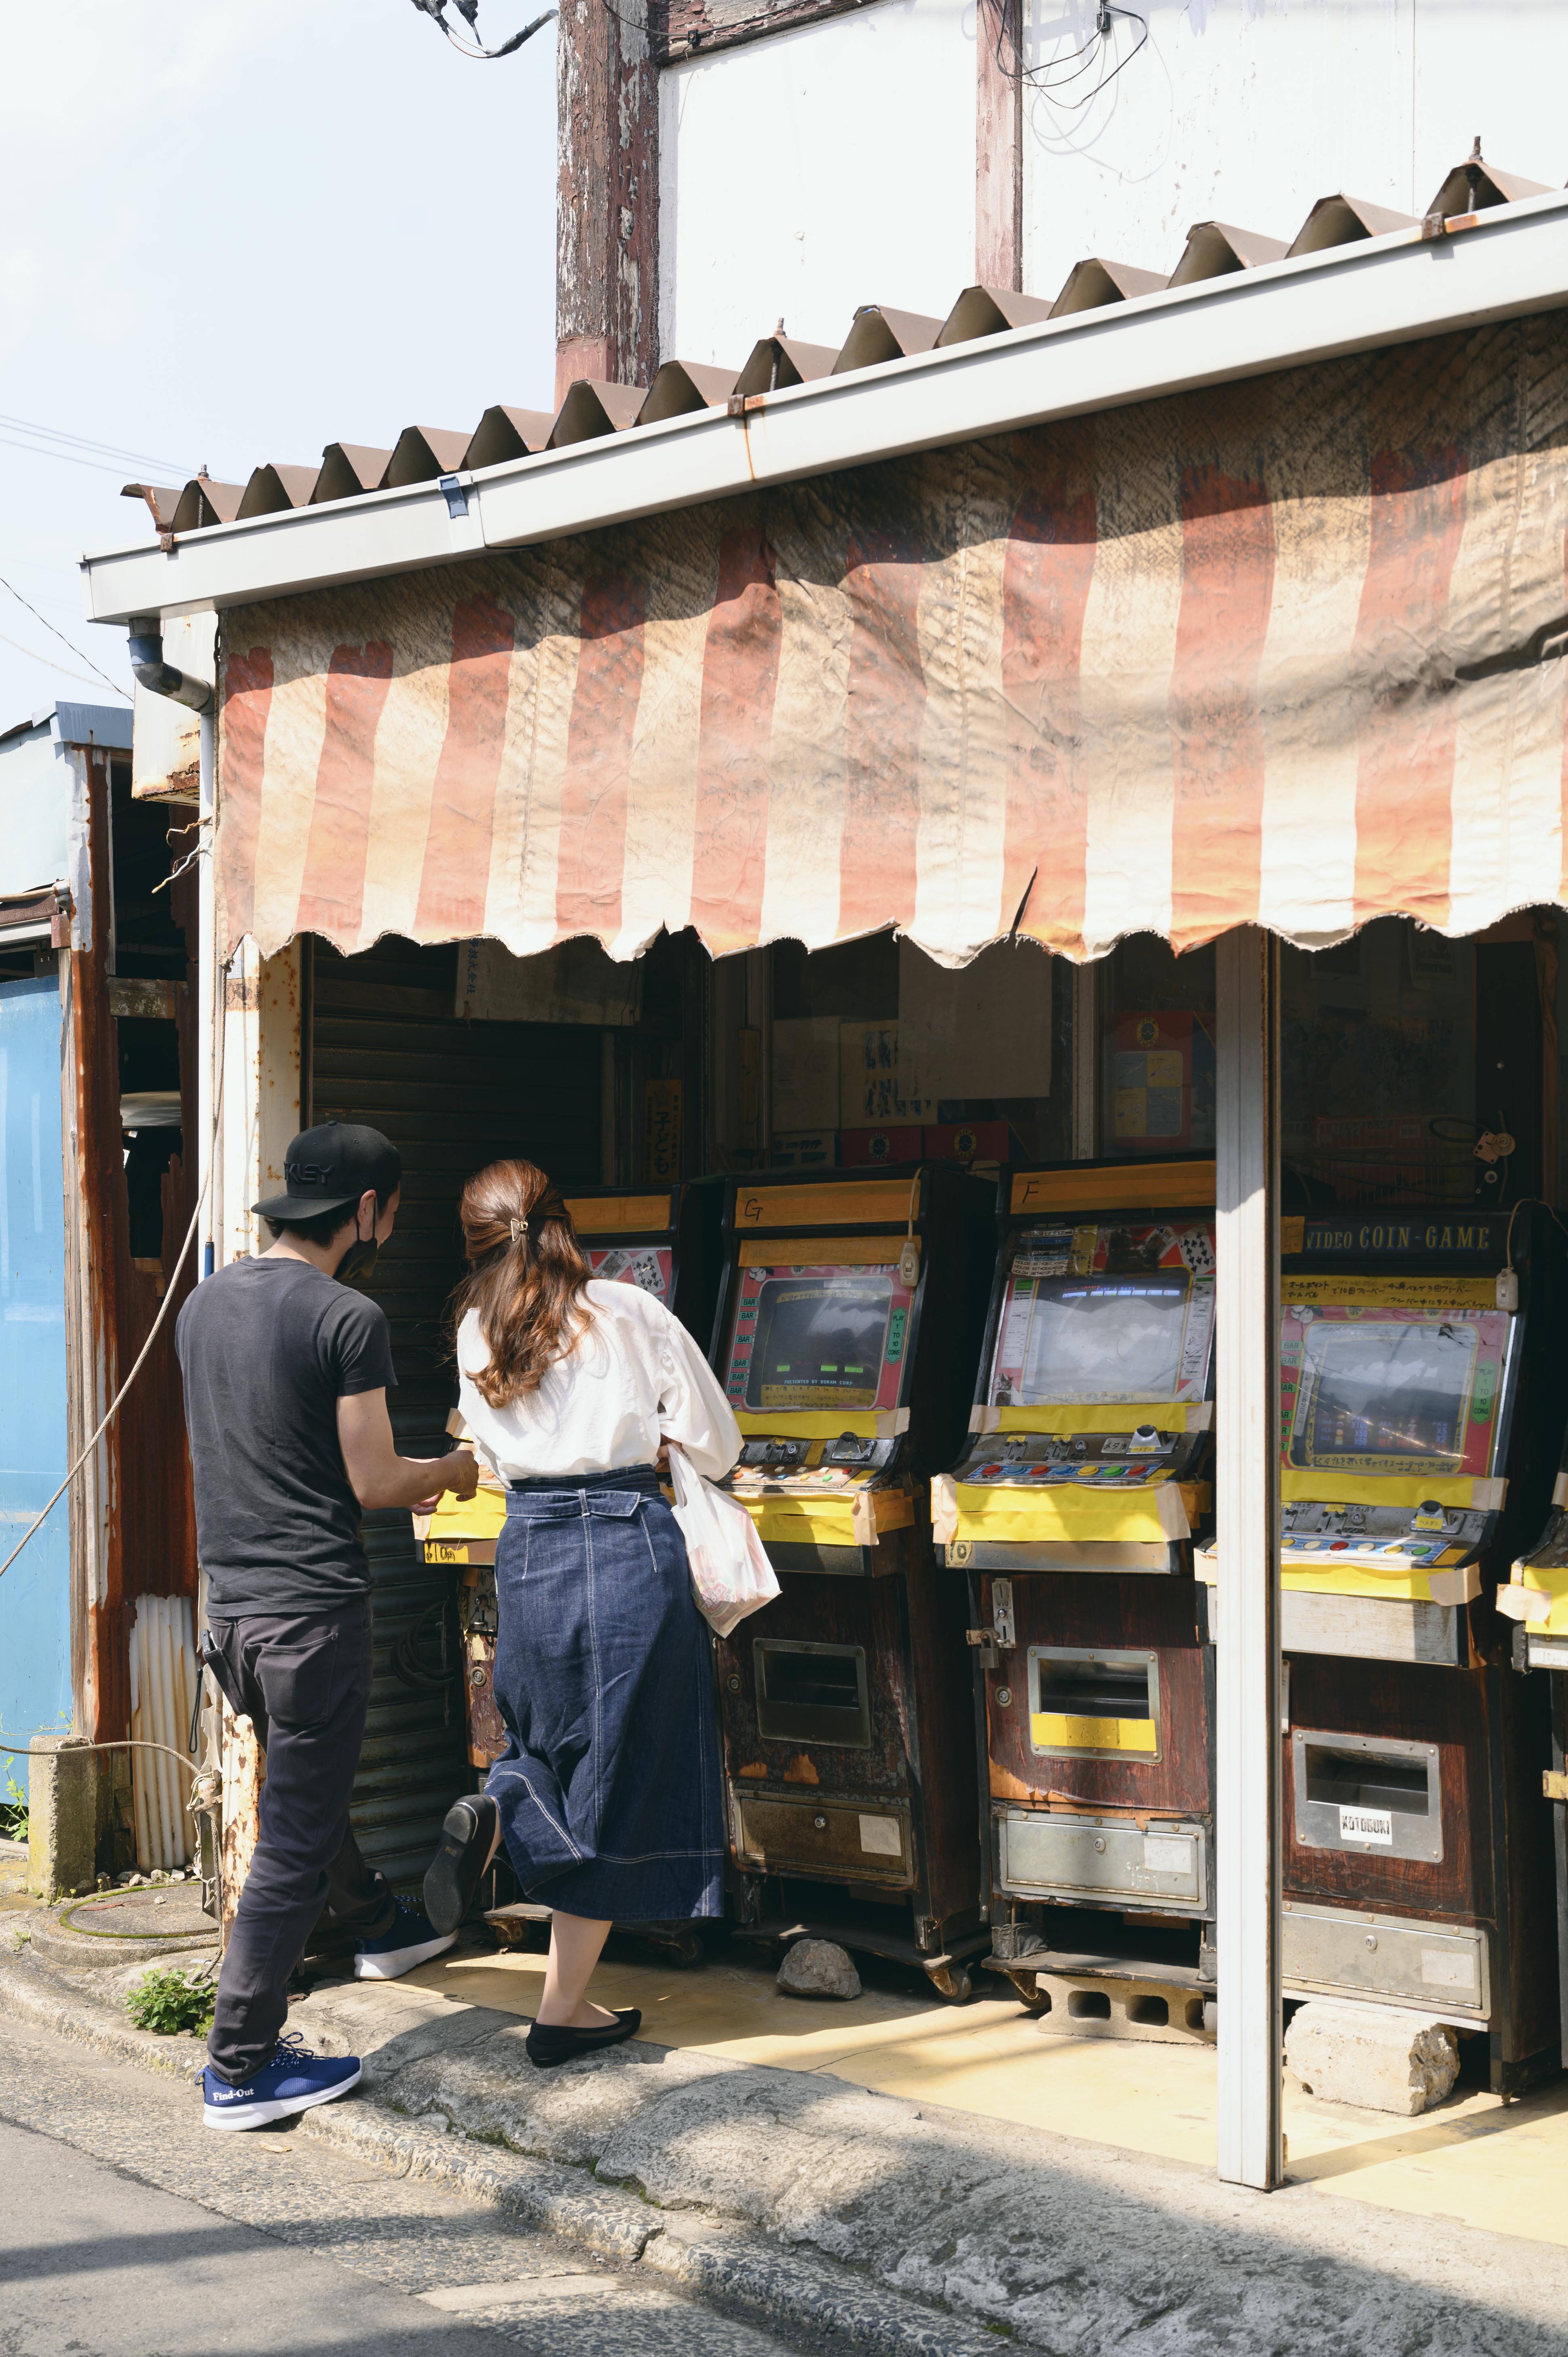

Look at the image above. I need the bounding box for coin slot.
[1027,1647,1161,1760]
[1303,1743,1432,1818]
[753,1640,871,1749]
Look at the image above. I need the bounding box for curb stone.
[0,1955,1016,2357]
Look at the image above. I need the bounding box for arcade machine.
[708,1167,994,1996]
[415,1183,724,1949]
[932,1158,1219,2030]
[1493,1295,1568,2073]
[1208,1206,1565,2091]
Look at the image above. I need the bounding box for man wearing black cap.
[176,1121,479,2131]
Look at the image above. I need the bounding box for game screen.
[725,1261,914,1413]
[989,1222,1217,1408]
[587,1245,671,1301]
[1282,1280,1510,1478]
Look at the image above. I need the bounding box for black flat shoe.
[526,2009,641,2068]
[423,1794,500,1934]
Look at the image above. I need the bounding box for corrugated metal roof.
[87,146,1568,629]
[114,145,1563,543]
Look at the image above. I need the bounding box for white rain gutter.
[80,187,1568,628]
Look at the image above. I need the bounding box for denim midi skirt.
[485,1464,724,1922]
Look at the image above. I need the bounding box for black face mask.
[334,1235,380,1290]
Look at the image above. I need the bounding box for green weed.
[126,1966,216,2037]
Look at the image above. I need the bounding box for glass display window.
[724,1259,915,1413]
[989,1220,1217,1408]
[1280,1279,1511,1480]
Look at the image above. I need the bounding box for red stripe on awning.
[1169,464,1277,951]
[841,530,926,940]
[296,643,394,941]
[412,592,515,941]
[215,644,273,951]
[691,530,782,957]
[556,574,646,942]
[1004,428,1098,958]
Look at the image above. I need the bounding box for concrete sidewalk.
[5,1905,1568,2355]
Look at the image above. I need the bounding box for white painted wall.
[1021,0,1419,299]
[660,0,1568,363]
[659,0,978,368]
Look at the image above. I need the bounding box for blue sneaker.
[200,2034,361,2131]
[353,1895,457,1981]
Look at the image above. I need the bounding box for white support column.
[1071,961,1097,1159]
[1214,925,1284,2191]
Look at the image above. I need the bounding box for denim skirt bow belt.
[484,1464,724,1922]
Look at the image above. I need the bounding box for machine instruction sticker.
[1338,1804,1394,1845]
[589,1245,672,1300]
[1421,1948,1477,1990]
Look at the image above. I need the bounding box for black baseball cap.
[253,1122,402,1222]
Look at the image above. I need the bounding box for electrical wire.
[0,410,197,478]
[0,575,129,702]
[0,947,230,1586]
[0,628,129,699]
[982,0,1148,110]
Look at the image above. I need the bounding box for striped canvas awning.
[217,315,1568,970]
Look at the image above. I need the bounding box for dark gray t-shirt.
[175,1256,397,1617]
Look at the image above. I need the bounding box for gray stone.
[1285,1999,1460,2115]
[776,1938,861,2000]
[26,1737,95,1903]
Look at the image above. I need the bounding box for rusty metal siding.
[309,935,603,1882]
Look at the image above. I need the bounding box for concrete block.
[1285,1998,1460,2115]
[26,1735,96,1901]
[777,1938,861,1999]
[1027,1968,1214,2044]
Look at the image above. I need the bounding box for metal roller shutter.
[309,937,602,1883]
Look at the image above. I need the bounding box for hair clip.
[510,1215,529,1243]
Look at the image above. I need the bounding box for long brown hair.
[451,1160,594,1406]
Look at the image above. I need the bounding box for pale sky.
[0,0,558,727]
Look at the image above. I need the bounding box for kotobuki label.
[1338,1803,1393,1846]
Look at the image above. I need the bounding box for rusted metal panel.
[131,615,213,803]
[59,749,202,1746]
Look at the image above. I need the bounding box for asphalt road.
[0,2010,803,2357]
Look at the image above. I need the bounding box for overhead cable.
[0,411,198,480]
[0,575,130,701]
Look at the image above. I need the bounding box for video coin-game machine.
[934,1159,1219,2033]
[1491,1224,1568,2076]
[1222,1207,1566,2091]
[708,1167,994,1996]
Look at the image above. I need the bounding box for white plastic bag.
[668,1446,780,1638]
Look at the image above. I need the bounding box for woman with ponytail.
[421,1159,740,2065]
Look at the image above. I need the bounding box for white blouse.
[455,1281,742,1485]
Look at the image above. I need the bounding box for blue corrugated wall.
[0,976,72,1784]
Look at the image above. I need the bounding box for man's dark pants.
[203,1598,395,2082]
